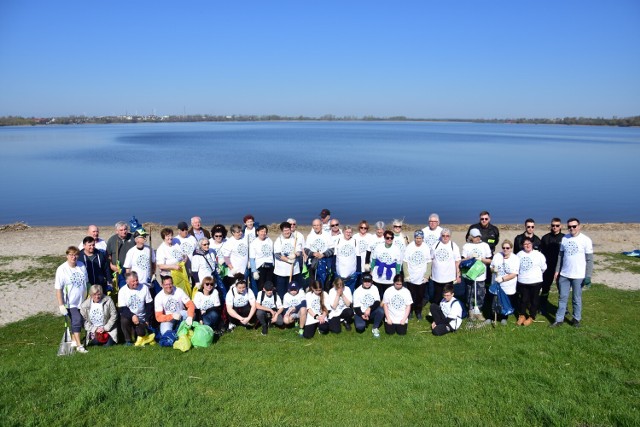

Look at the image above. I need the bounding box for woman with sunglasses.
[354,220,374,276]
[370,230,403,297]
[193,276,222,331]
[490,239,520,325]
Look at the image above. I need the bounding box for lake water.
[1,121,639,226]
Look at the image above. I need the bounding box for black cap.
[177,221,188,231]
[362,272,373,282]
[320,208,331,218]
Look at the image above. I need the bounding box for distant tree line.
[1,114,638,127]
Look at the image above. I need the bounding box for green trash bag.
[177,320,191,337]
[462,260,485,281]
[173,334,192,352]
[191,323,214,348]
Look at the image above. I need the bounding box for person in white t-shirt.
[79,225,108,253]
[118,271,154,345]
[274,221,303,299]
[154,275,195,335]
[371,230,403,297]
[421,213,443,250]
[193,275,222,331]
[225,277,256,330]
[382,274,413,336]
[391,219,409,259]
[174,221,198,262]
[191,238,220,290]
[303,280,330,338]
[222,224,250,290]
[250,225,275,291]
[516,238,547,326]
[490,240,520,325]
[123,230,156,288]
[429,228,461,304]
[430,284,463,336]
[370,221,386,253]
[353,273,384,338]
[255,281,284,335]
[156,228,186,277]
[403,230,432,321]
[282,282,307,337]
[334,226,358,293]
[55,246,89,353]
[461,228,492,321]
[304,219,334,291]
[79,284,118,347]
[327,277,354,333]
[354,220,374,279]
[551,218,593,328]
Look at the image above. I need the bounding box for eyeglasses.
[331,223,340,227]
[384,237,394,240]
[290,223,296,226]
[201,243,209,246]
[393,225,402,228]
[568,224,579,229]
[429,220,438,223]
[360,226,369,230]
[502,246,511,250]
[441,234,450,238]
[214,234,223,238]
[551,224,561,228]
[203,283,214,287]
[480,217,489,221]
[526,226,535,229]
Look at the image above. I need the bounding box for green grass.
[596,252,640,274]
[0,255,62,287]
[1,284,639,426]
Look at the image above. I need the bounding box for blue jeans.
[556,276,583,323]
[201,310,220,329]
[159,310,188,335]
[354,306,384,332]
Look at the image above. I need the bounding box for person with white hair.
[188,216,211,241]
[421,213,443,249]
[80,284,118,347]
[391,219,409,257]
[430,228,461,304]
[106,221,135,290]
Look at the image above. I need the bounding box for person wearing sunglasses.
[539,218,563,315]
[465,211,500,255]
[551,218,593,328]
[370,230,403,297]
[489,240,520,325]
[513,218,542,254]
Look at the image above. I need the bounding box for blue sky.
[1,1,638,118]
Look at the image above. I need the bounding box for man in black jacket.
[513,218,542,254]
[539,218,564,315]
[79,236,111,293]
[466,211,500,255]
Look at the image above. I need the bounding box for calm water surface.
[1,121,639,226]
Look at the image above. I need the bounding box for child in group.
[353,272,384,338]
[282,282,307,337]
[303,280,330,338]
[255,281,284,335]
[382,273,413,336]
[327,277,354,333]
[225,276,256,331]
[430,283,463,336]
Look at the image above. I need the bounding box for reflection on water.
[1,121,639,226]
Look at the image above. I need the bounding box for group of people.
[54,210,593,352]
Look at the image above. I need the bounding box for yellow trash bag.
[171,262,192,297]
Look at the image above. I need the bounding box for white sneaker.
[372,328,380,338]
[76,346,88,354]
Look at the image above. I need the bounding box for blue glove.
[582,277,591,288]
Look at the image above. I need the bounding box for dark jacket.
[540,232,564,271]
[78,250,111,289]
[189,227,211,240]
[513,233,541,254]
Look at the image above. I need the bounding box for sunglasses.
[568,225,579,229]
[551,224,561,228]
[203,283,214,287]
[360,226,369,229]
[214,234,223,238]
[384,237,394,240]
[502,246,511,250]
[526,226,535,229]
[331,223,340,227]
[480,217,489,221]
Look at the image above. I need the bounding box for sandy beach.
[1,222,638,327]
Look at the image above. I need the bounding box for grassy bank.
[0,284,638,426]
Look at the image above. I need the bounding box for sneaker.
[372,328,380,338]
[134,336,145,347]
[76,346,88,354]
[572,319,581,328]
[227,324,236,332]
[549,321,563,328]
[298,329,304,337]
[261,332,268,336]
[500,319,508,326]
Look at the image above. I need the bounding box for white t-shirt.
[461,242,491,282]
[193,290,221,312]
[282,291,305,309]
[430,241,461,283]
[421,226,443,249]
[123,245,156,286]
[392,233,408,256]
[250,237,274,269]
[517,250,547,284]
[173,235,198,261]
[354,232,374,271]
[78,238,107,254]
[273,234,302,277]
[383,286,413,324]
[353,284,381,311]
[327,287,353,318]
[154,287,191,315]
[371,244,402,284]
[440,297,463,330]
[305,231,333,255]
[54,262,89,308]
[335,237,357,278]
[305,291,329,325]
[403,242,432,284]
[559,233,593,279]
[156,242,184,274]
[370,234,385,252]
[256,291,282,310]
[191,250,218,284]
[225,286,255,308]
[209,238,227,266]
[89,301,105,327]
[491,253,521,295]
[221,237,249,277]
[118,283,153,317]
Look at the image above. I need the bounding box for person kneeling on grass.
[154,275,195,335]
[118,271,155,346]
[193,275,223,332]
[382,274,413,336]
[327,277,354,333]
[80,285,118,347]
[303,280,330,338]
[225,276,257,331]
[255,281,284,336]
[430,284,463,336]
[283,282,307,337]
[353,272,384,338]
